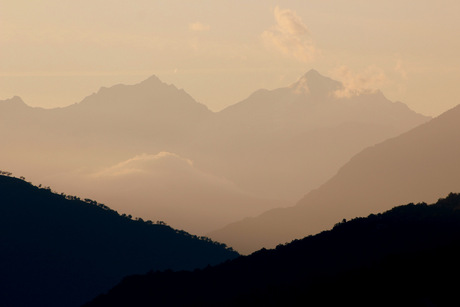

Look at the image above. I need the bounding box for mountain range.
[0,70,429,234]
[186,69,429,201]
[3,69,459,306]
[209,102,460,254]
[0,174,237,307]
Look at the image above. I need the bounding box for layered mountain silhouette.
[0,76,212,174]
[0,174,237,307]
[209,103,460,254]
[84,193,460,307]
[0,70,429,234]
[186,69,429,201]
[46,152,287,233]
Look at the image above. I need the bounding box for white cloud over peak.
[394,59,408,80]
[273,6,309,36]
[262,6,319,63]
[332,66,387,98]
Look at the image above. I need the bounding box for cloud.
[41,152,269,234]
[331,66,387,98]
[90,151,241,193]
[93,152,194,177]
[394,59,408,80]
[189,22,210,32]
[262,6,319,63]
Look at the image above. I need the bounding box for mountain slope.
[0,174,238,307]
[209,103,460,254]
[0,76,213,176]
[0,71,429,235]
[45,152,288,234]
[187,69,429,201]
[84,193,460,307]
[0,78,288,235]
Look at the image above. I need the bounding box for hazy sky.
[1,0,460,116]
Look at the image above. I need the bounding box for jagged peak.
[303,69,321,79]
[136,74,183,92]
[8,96,25,104]
[290,69,341,96]
[298,69,335,83]
[139,74,162,85]
[94,75,164,93]
[91,75,165,96]
[0,96,28,108]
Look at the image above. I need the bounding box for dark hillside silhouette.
[210,103,460,253]
[85,193,460,306]
[0,174,237,307]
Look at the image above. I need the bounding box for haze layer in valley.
[209,103,460,254]
[0,70,429,234]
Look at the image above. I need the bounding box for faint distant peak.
[300,69,337,83]
[95,75,165,93]
[139,74,162,85]
[304,69,321,79]
[73,74,212,114]
[92,74,169,96]
[9,96,25,104]
[136,74,182,92]
[0,96,28,108]
[290,69,341,96]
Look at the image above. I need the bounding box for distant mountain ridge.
[219,69,422,130]
[0,174,238,307]
[0,70,430,234]
[209,103,460,254]
[0,76,212,174]
[188,69,429,201]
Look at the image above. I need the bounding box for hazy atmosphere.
[2,1,460,116]
[2,2,460,306]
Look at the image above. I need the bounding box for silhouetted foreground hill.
[85,193,460,306]
[0,175,238,307]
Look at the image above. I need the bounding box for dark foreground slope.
[86,193,460,307]
[0,175,238,307]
